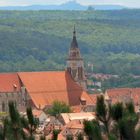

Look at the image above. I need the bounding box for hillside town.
[0,28,140,140]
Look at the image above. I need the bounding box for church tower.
[67,27,87,89]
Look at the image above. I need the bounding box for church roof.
[0,73,21,92]
[71,26,78,48]
[18,71,93,109]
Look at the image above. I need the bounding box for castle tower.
[67,27,87,89]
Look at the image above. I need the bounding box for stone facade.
[0,91,20,112]
[0,82,32,112]
[0,87,28,112]
[67,27,87,89]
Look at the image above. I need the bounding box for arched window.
[2,102,5,112]
[78,67,83,79]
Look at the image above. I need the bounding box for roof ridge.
[28,89,83,93]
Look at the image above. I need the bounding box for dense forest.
[0,10,140,75]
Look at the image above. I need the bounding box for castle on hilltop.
[0,28,94,112]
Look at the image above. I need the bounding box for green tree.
[66,135,73,140]
[135,128,140,140]
[26,107,38,137]
[8,102,21,140]
[84,120,102,140]
[52,129,60,140]
[118,103,138,140]
[110,103,124,139]
[0,102,46,140]
[118,113,138,140]
[126,102,135,114]
[77,133,84,140]
[47,101,71,117]
[96,95,110,135]
[40,135,46,140]
[0,125,5,140]
[111,102,123,122]
[110,101,138,140]
[0,118,10,140]
[108,134,117,140]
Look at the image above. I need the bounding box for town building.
[0,28,94,112]
[59,112,96,125]
[0,73,22,112]
[57,120,87,140]
[105,88,140,112]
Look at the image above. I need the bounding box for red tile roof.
[32,109,43,117]
[71,106,82,113]
[89,94,101,105]
[130,88,140,105]
[18,71,93,108]
[106,88,140,105]
[0,73,21,92]
[66,120,84,129]
[58,120,84,140]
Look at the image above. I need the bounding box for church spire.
[67,27,87,89]
[73,25,76,37]
[71,25,78,48]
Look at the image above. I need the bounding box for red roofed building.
[105,88,140,112]
[18,71,93,109]
[0,28,95,112]
[89,94,100,106]
[0,73,22,112]
[57,120,86,140]
[0,73,21,92]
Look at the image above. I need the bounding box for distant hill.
[0,10,140,74]
[0,1,127,11]
[91,5,127,10]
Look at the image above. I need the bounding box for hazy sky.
[0,0,139,8]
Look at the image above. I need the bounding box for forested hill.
[0,10,140,75]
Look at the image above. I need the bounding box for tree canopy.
[0,10,140,76]
[47,101,71,117]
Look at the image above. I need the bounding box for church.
[0,28,94,112]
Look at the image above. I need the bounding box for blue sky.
[0,0,139,8]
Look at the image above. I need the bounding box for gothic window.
[72,52,76,57]
[2,102,5,112]
[72,69,77,79]
[78,67,83,80]
[67,67,71,74]
[6,93,8,98]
